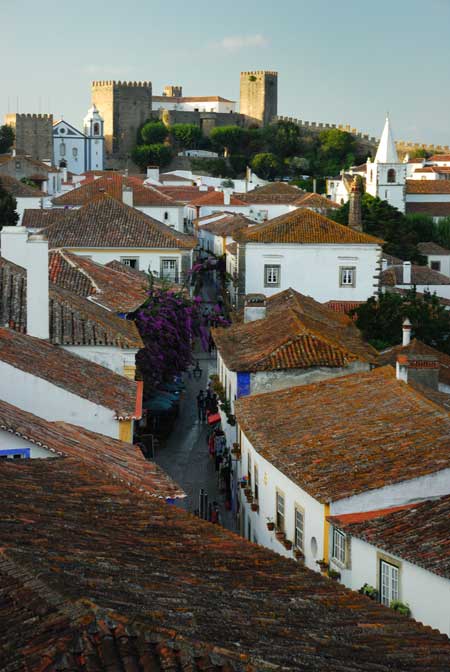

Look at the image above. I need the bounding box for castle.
[4,113,53,161]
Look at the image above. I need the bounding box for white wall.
[244,243,381,303]
[0,430,55,458]
[137,205,184,232]
[407,194,450,203]
[425,255,450,278]
[393,282,450,300]
[0,360,120,439]
[67,248,189,280]
[153,99,235,113]
[336,536,450,637]
[63,345,138,376]
[238,432,326,571]
[16,196,42,223]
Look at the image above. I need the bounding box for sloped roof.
[381,264,450,286]
[42,195,196,250]
[292,192,340,210]
[241,181,304,204]
[376,338,450,386]
[190,190,247,207]
[1,457,450,671]
[406,202,450,217]
[0,155,59,173]
[199,213,253,237]
[213,288,376,372]
[329,495,450,579]
[0,400,182,499]
[237,208,383,245]
[0,256,143,348]
[374,117,399,163]
[0,327,139,418]
[158,185,215,202]
[22,208,72,229]
[235,366,450,503]
[417,241,450,256]
[0,174,44,197]
[49,250,148,312]
[406,179,450,194]
[52,173,183,207]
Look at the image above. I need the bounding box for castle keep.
[240,71,278,126]
[91,81,152,162]
[4,113,53,161]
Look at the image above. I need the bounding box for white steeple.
[374,116,399,164]
[83,104,104,137]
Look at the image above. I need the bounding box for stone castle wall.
[153,109,257,136]
[240,71,278,127]
[91,81,152,160]
[4,113,53,161]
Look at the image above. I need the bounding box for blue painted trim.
[0,448,30,458]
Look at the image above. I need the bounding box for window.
[431,260,441,271]
[121,257,139,269]
[72,147,78,159]
[339,266,356,287]
[93,122,100,136]
[332,529,346,565]
[380,560,399,606]
[276,490,285,531]
[254,464,259,501]
[387,168,396,183]
[160,258,178,281]
[164,211,169,221]
[59,142,66,157]
[0,448,30,459]
[264,264,280,287]
[294,507,304,550]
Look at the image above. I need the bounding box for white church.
[53,105,104,175]
[365,118,406,213]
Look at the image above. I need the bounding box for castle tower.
[366,117,406,213]
[239,71,278,126]
[4,113,53,161]
[83,104,105,171]
[91,80,152,164]
[163,85,182,98]
[348,176,363,232]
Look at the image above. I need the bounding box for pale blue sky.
[2,0,450,144]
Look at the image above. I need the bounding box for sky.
[2,0,450,145]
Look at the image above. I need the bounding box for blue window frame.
[0,448,31,459]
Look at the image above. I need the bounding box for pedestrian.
[210,393,219,414]
[208,334,215,356]
[197,390,206,422]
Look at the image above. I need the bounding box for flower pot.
[275,530,285,542]
[316,560,329,572]
[294,548,304,561]
[244,488,252,497]
[283,539,293,551]
[251,502,259,512]
[239,481,246,489]
[266,522,275,531]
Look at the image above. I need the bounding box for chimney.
[397,354,439,390]
[122,185,133,207]
[1,227,49,340]
[146,165,160,182]
[402,317,412,346]
[244,294,266,323]
[403,261,412,284]
[396,354,409,383]
[312,178,317,194]
[223,188,232,206]
[348,176,362,232]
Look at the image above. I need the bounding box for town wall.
[4,113,53,161]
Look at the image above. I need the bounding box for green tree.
[287,156,310,177]
[0,125,14,154]
[0,179,19,229]
[351,290,450,353]
[409,148,430,159]
[170,123,202,149]
[131,144,173,170]
[250,152,281,180]
[190,157,234,178]
[210,126,248,156]
[317,129,356,176]
[435,217,450,249]
[262,121,303,159]
[140,121,168,145]
[20,177,39,189]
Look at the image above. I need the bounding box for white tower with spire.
[366,117,406,213]
[83,104,104,171]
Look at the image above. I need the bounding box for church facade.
[53,105,104,174]
[366,117,406,213]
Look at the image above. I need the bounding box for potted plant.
[358,584,379,601]
[390,601,411,617]
[316,559,329,572]
[275,529,285,542]
[293,548,304,561]
[251,502,259,512]
[327,568,341,581]
[266,518,275,531]
[283,539,293,551]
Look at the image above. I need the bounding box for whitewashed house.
[51,173,186,232]
[417,242,450,277]
[188,190,250,221]
[212,289,376,446]
[198,212,253,256]
[235,208,383,306]
[328,495,450,636]
[380,259,450,300]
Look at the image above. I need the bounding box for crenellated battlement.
[241,71,278,77]
[92,80,152,88]
[7,113,52,120]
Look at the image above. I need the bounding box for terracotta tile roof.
[381,264,450,286]
[0,399,182,499]
[1,458,450,671]
[238,208,384,245]
[0,174,44,197]
[0,256,143,348]
[429,154,450,162]
[235,366,450,503]
[52,173,184,207]
[226,241,237,255]
[293,192,340,210]
[416,241,450,257]
[0,327,139,417]
[406,179,450,194]
[324,300,365,315]
[190,190,247,207]
[241,182,305,204]
[160,172,193,183]
[105,259,186,293]
[158,185,214,202]
[406,202,450,217]
[42,195,196,250]
[329,495,450,579]
[0,155,59,173]
[383,252,404,265]
[199,213,253,237]
[22,208,72,229]
[49,250,148,312]
[377,339,450,386]
[213,288,376,372]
